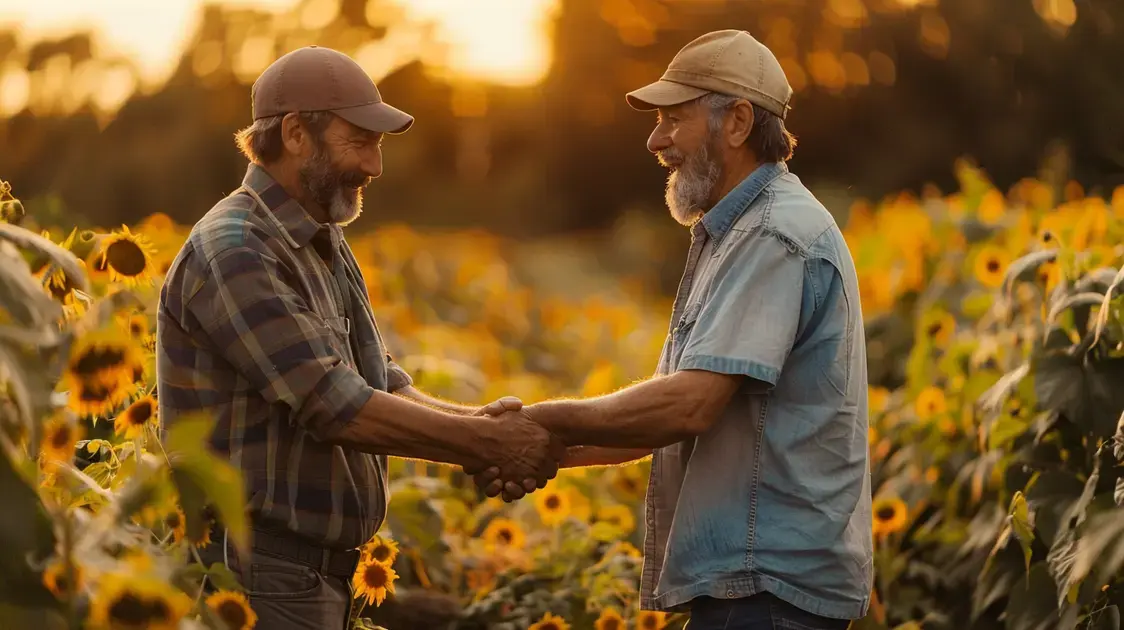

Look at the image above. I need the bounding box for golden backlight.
[0,0,560,118]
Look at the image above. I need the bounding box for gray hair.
[234,111,335,164]
[700,93,797,163]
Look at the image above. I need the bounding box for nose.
[360,145,383,179]
[647,126,672,154]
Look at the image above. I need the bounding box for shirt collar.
[241,163,334,249]
[699,161,788,244]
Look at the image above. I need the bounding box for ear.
[726,100,754,148]
[280,113,310,157]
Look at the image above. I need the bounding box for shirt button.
[726,589,735,597]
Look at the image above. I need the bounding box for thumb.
[478,396,523,416]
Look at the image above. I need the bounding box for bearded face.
[657,128,723,226]
[298,138,371,225]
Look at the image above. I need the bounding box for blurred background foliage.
[1,0,1123,294]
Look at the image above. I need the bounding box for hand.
[472,409,565,502]
[464,396,538,496]
[471,396,523,417]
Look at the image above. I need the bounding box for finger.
[474,467,500,484]
[477,400,507,416]
[522,478,537,493]
[497,396,523,411]
[503,481,525,500]
[484,479,504,497]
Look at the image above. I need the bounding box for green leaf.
[0,244,62,328]
[1071,509,1124,591]
[0,223,87,293]
[385,485,446,554]
[0,449,57,607]
[1026,470,1083,546]
[1092,265,1124,347]
[1048,292,1111,326]
[1010,491,1035,573]
[1033,349,1124,438]
[166,412,248,557]
[1004,563,1061,630]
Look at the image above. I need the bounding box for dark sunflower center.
[216,599,248,627]
[498,528,513,544]
[52,573,70,593]
[130,321,145,337]
[372,546,391,562]
[147,597,171,621]
[641,617,657,629]
[603,618,621,630]
[927,322,943,337]
[72,346,127,375]
[106,239,147,276]
[50,425,72,449]
[164,512,182,529]
[107,592,150,623]
[79,381,112,402]
[876,506,897,521]
[545,495,561,510]
[364,565,388,588]
[542,624,559,630]
[986,259,1000,273]
[128,401,154,425]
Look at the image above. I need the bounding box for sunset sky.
[0,0,560,88]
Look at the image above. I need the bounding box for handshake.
[463,396,568,502]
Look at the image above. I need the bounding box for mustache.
[657,148,685,168]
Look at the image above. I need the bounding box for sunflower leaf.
[0,242,61,328]
[1047,292,1109,326]
[165,411,248,558]
[1092,265,1124,348]
[1001,249,1058,293]
[0,223,87,293]
[77,289,142,334]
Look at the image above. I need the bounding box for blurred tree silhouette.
[0,0,1121,241]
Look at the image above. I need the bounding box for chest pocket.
[323,316,355,366]
[670,300,703,365]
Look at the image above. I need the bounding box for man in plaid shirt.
[156,46,561,629]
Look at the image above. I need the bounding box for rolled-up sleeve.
[186,246,374,440]
[385,357,412,393]
[678,231,806,387]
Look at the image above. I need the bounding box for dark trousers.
[198,529,356,630]
[686,594,852,630]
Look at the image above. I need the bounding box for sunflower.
[43,558,85,599]
[611,466,646,501]
[596,504,636,535]
[163,508,186,543]
[87,572,192,630]
[361,535,399,566]
[188,511,215,548]
[117,312,149,340]
[603,541,642,560]
[352,556,398,606]
[636,610,669,630]
[594,607,624,630]
[529,612,571,630]
[114,396,157,440]
[868,387,890,414]
[534,484,572,527]
[205,590,257,630]
[972,245,1011,289]
[976,189,1006,225]
[1037,259,1061,292]
[70,377,131,419]
[919,310,956,347]
[481,517,526,550]
[872,496,909,537]
[90,226,158,286]
[914,386,947,420]
[41,414,84,464]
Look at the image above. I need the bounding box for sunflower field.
[1,160,1123,630]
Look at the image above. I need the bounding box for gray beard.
[299,146,365,225]
[664,138,722,227]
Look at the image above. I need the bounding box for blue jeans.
[686,594,852,630]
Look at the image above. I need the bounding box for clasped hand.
[465,397,565,502]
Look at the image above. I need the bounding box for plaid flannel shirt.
[156,163,412,550]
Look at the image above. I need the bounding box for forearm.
[530,375,703,449]
[561,446,650,468]
[331,390,494,468]
[395,386,478,415]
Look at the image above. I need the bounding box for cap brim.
[332,101,414,134]
[625,80,710,111]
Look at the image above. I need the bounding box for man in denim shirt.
[470,30,872,629]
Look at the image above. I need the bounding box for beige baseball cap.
[252,45,414,134]
[626,30,793,119]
